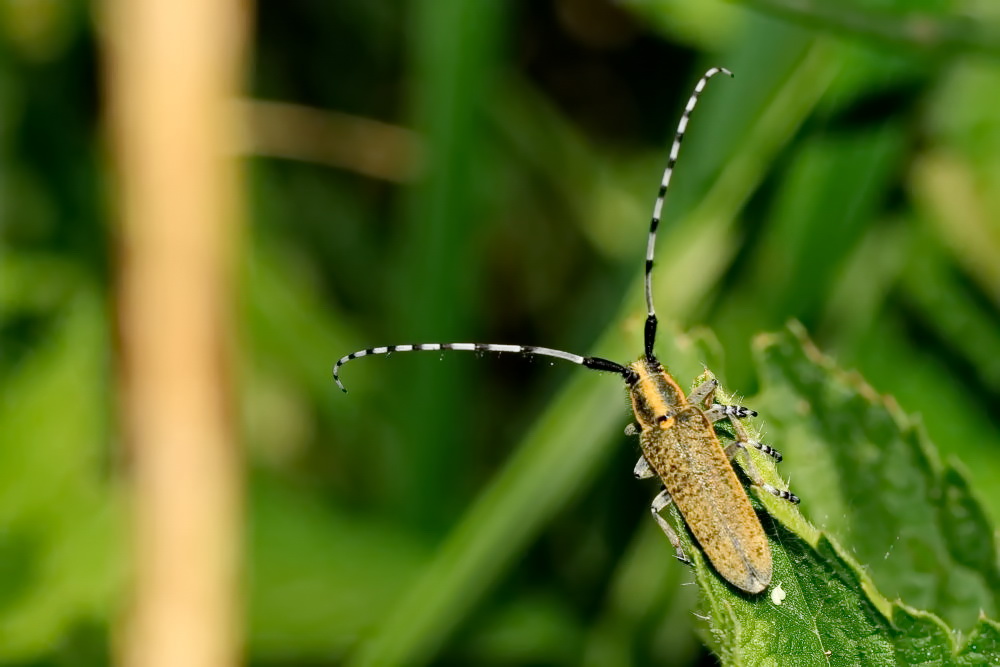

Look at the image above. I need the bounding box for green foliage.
[0,265,118,663]
[755,325,1000,630]
[3,0,1000,664]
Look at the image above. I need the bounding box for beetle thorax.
[627,356,689,430]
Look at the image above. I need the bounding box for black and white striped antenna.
[334,68,731,393]
[334,343,629,392]
[643,66,732,360]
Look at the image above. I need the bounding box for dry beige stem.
[103,0,249,665]
[238,100,423,182]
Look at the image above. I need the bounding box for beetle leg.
[687,377,718,406]
[651,487,692,565]
[745,439,783,462]
[633,455,655,479]
[724,414,783,462]
[705,403,757,421]
[725,441,799,504]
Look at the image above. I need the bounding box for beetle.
[335,68,798,592]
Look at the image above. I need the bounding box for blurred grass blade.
[727,0,1000,58]
[347,362,627,667]
[392,0,509,530]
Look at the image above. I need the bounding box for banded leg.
[724,415,798,503]
[707,396,777,459]
[334,342,631,392]
[650,488,691,564]
[723,439,799,504]
[690,376,757,420]
[744,439,783,462]
[724,413,783,462]
[706,403,758,422]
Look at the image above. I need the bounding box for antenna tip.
[706,66,733,79]
[334,368,348,393]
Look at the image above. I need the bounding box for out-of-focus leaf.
[245,242,359,410]
[840,310,1000,530]
[623,0,739,50]
[900,237,1000,392]
[0,255,82,313]
[247,476,430,660]
[728,0,1000,58]
[910,150,1000,315]
[0,291,120,661]
[738,126,905,323]
[0,0,80,61]
[457,593,582,665]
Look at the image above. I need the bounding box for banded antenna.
[643,66,732,360]
[334,343,630,393]
[334,68,731,393]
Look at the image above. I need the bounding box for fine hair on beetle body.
[335,67,799,594]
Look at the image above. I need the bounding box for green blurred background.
[2,0,1000,664]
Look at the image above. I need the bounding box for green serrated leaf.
[677,324,1000,666]
[890,604,957,665]
[691,512,896,666]
[956,616,1000,665]
[939,466,1000,594]
[751,323,1000,630]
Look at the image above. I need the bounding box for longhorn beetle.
[335,67,799,594]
